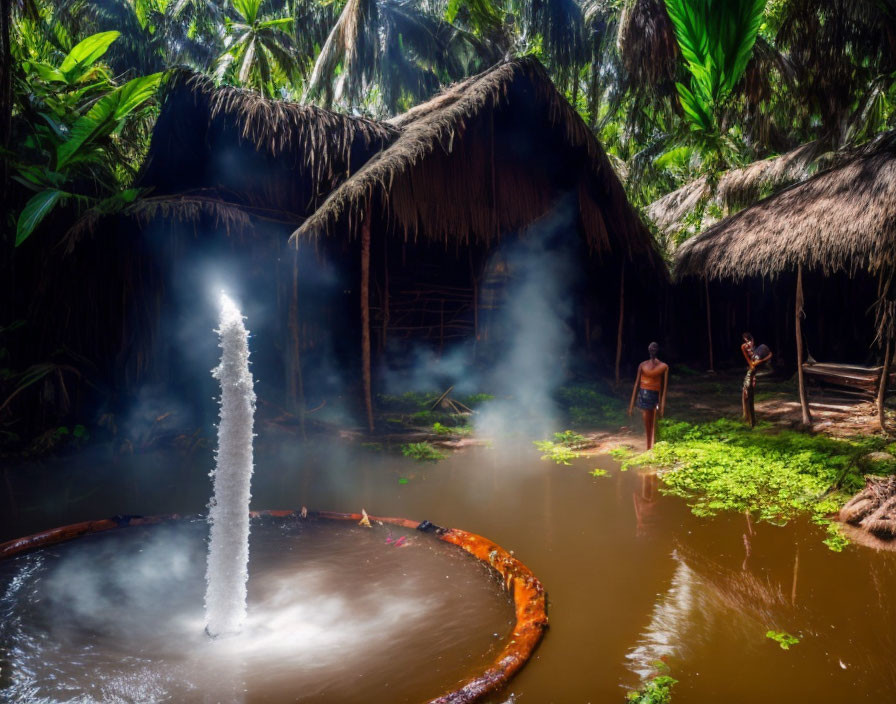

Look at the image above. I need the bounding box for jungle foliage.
[623,418,895,546]
[2,0,896,442]
[4,0,896,251]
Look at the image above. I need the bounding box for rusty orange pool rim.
[0,509,548,704]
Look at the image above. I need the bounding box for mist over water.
[0,519,513,704]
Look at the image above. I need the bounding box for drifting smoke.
[119,193,580,446]
[474,198,579,439]
[379,195,581,440]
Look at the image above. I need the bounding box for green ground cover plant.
[534,430,589,465]
[765,630,800,650]
[623,418,892,545]
[626,662,677,704]
[432,422,473,436]
[400,442,448,462]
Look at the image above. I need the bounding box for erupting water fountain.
[205,293,256,638]
[0,295,547,704]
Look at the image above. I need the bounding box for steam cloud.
[380,196,581,440]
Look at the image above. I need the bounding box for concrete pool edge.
[0,509,549,704]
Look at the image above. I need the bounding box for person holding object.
[741,332,772,428]
[628,342,669,450]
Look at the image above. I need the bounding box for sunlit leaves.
[665,0,766,140]
[56,73,162,169]
[58,31,120,80]
[215,0,299,97]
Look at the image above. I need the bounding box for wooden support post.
[381,235,389,354]
[795,264,812,426]
[615,263,625,386]
[439,298,445,356]
[471,254,479,339]
[705,277,714,372]
[878,330,893,433]
[584,300,592,355]
[288,245,306,439]
[361,203,374,432]
[877,270,894,434]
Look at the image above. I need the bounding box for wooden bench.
[802,362,896,399]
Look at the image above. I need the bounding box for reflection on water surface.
[3,434,896,703]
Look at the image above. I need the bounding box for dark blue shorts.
[636,388,659,410]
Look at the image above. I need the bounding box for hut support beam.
[615,263,625,386]
[361,204,374,432]
[705,277,714,372]
[288,245,306,439]
[877,270,894,433]
[878,331,892,433]
[795,265,812,426]
[381,236,389,353]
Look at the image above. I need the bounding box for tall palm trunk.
[0,0,12,318]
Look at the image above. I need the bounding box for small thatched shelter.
[290,57,664,428]
[675,133,896,429]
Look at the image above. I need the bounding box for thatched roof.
[647,141,831,239]
[646,176,711,237]
[137,69,398,223]
[675,134,896,281]
[291,57,659,264]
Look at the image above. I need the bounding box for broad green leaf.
[12,164,66,189]
[232,0,261,23]
[110,73,163,120]
[676,82,713,132]
[16,189,68,246]
[56,73,162,169]
[26,62,65,83]
[59,31,120,81]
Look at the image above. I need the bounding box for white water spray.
[205,293,256,637]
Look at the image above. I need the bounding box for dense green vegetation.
[400,441,448,461]
[622,418,895,546]
[3,0,895,254]
[765,630,800,650]
[626,662,677,704]
[534,429,590,464]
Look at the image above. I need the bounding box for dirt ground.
[585,369,896,455]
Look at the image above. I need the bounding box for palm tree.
[304,0,497,114]
[47,0,224,75]
[215,0,301,97]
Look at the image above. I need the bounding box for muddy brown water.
[2,434,896,703]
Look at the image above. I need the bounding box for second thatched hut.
[675,133,896,430]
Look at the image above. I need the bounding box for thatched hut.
[674,133,896,429]
[290,57,664,428]
[16,69,401,434]
[19,58,663,436]
[135,69,398,226]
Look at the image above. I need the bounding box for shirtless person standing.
[628,342,669,450]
